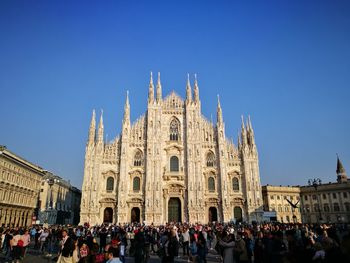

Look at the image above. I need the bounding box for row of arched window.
[208,177,240,192]
[132,150,216,169]
[106,176,141,192]
[106,176,240,193]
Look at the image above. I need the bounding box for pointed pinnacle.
[241,115,245,128]
[150,71,153,85]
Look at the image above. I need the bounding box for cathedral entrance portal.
[103,208,113,223]
[131,207,140,223]
[234,206,242,223]
[209,207,218,222]
[168,198,181,222]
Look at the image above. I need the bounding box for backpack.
[17,239,24,247]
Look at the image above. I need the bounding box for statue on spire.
[148,71,154,104]
[156,72,162,103]
[193,74,199,103]
[217,94,223,125]
[88,109,96,144]
[97,109,104,143]
[186,73,192,103]
[123,91,130,125]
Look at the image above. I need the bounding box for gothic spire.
[193,73,199,103]
[241,115,247,146]
[156,72,162,103]
[186,73,192,103]
[123,90,130,124]
[97,109,104,143]
[88,109,96,144]
[148,71,154,104]
[217,94,223,125]
[336,155,348,183]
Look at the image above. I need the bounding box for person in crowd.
[99,227,108,253]
[133,228,145,263]
[234,231,249,263]
[12,230,22,262]
[21,229,31,258]
[218,229,236,263]
[79,242,90,263]
[106,246,122,263]
[39,228,49,253]
[57,229,74,263]
[182,227,190,259]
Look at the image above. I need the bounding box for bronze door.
[168,198,181,222]
[103,208,113,223]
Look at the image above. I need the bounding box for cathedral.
[80,73,263,225]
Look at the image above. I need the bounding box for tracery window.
[133,177,140,191]
[232,177,239,191]
[134,150,143,166]
[170,156,179,172]
[169,118,180,141]
[206,152,215,167]
[208,177,215,192]
[106,177,114,192]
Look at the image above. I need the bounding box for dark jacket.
[61,236,74,257]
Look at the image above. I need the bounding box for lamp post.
[46,177,59,225]
[308,178,322,223]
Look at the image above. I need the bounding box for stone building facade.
[0,146,43,227]
[300,157,350,223]
[38,172,81,225]
[80,73,263,225]
[262,185,301,223]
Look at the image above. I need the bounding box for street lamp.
[46,177,59,224]
[308,178,322,223]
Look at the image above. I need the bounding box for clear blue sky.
[1,0,349,189]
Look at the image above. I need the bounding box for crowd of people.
[0,221,350,263]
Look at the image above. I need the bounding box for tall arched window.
[133,177,140,192]
[134,150,143,166]
[208,177,215,191]
[206,152,215,167]
[169,118,180,141]
[170,156,179,172]
[232,178,239,191]
[106,177,114,192]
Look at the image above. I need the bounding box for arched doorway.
[131,207,140,223]
[168,198,181,222]
[234,206,242,223]
[103,208,113,223]
[209,207,218,222]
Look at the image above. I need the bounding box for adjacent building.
[0,145,81,227]
[300,157,350,223]
[262,185,301,223]
[0,145,43,227]
[38,171,81,225]
[80,73,264,225]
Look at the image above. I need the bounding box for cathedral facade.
[80,73,263,225]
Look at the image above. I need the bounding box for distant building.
[38,172,81,225]
[0,145,81,227]
[0,145,43,227]
[262,185,301,223]
[300,157,350,223]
